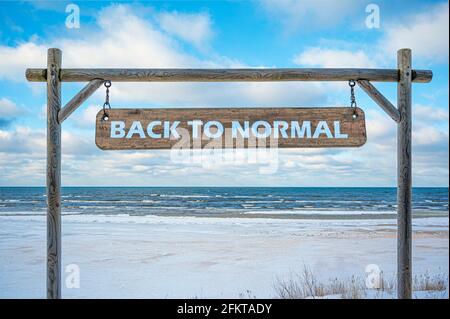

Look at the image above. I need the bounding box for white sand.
[0,215,448,298]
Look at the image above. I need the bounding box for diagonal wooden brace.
[357,80,401,123]
[58,79,104,123]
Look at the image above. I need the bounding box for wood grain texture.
[397,49,413,299]
[357,80,401,123]
[58,79,103,123]
[95,107,367,150]
[25,68,433,83]
[46,48,62,299]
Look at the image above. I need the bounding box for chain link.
[349,80,357,107]
[349,80,358,118]
[102,80,112,121]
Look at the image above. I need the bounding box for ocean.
[0,187,448,219]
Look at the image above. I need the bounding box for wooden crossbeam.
[26,68,433,83]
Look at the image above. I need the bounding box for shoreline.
[0,209,447,219]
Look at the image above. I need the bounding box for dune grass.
[273,266,448,299]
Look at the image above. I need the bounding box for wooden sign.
[95,107,366,150]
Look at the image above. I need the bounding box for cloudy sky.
[0,0,448,187]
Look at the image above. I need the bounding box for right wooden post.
[397,48,412,299]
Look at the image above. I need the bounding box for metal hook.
[349,80,358,119]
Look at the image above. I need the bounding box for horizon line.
[0,186,448,188]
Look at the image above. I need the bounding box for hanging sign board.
[95,107,367,150]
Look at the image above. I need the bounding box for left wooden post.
[46,48,62,299]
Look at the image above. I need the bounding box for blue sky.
[0,0,448,187]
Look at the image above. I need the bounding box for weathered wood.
[357,80,401,123]
[27,47,430,300]
[95,107,367,150]
[58,79,103,123]
[25,68,433,83]
[397,49,413,299]
[46,48,62,299]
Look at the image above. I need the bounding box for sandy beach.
[0,214,447,298]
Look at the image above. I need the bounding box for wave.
[158,195,212,198]
[242,210,398,215]
[64,199,161,204]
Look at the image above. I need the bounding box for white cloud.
[291,2,449,67]
[381,2,449,64]
[293,48,376,68]
[158,11,214,49]
[69,104,101,129]
[0,3,448,187]
[2,100,447,186]
[59,5,201,68]
[0,98,23,117]
[413,126,447,146]
[413,104,449,123]
[0,98,25,128]
[0,4,207,83]
[0,42,47,81]
[0,126,46,154]
[264,1,448,64]
[260,0,361,32]
[1,4,326,107]
[106,81,326,107]
[412,104,449,148]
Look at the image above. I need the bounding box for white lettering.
[313,121,333,138]
[252,121,271,138]
[273,120,289,138]
[146,121,161,138]
[334,121,348,139]
[107,119,349,140]
[204,121,224,138]
[232,121,250,138]
[126,121,145,138]
[187,120,203,139]
[164,121,180,139]
[110,121,125,138]
[291,121,311,138]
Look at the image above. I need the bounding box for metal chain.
[102,80,112,121]
[349,80,358,118]
[349,80,357,107]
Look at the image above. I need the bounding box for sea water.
[0,187,447,219]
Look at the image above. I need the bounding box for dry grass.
[273,267,448,299]
[274,266,326,299]
[414,272,448,291]
[238,289,257,299]
[340,276,366,299]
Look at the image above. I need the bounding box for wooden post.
[397,48,412,299]
[46,48,62,299]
